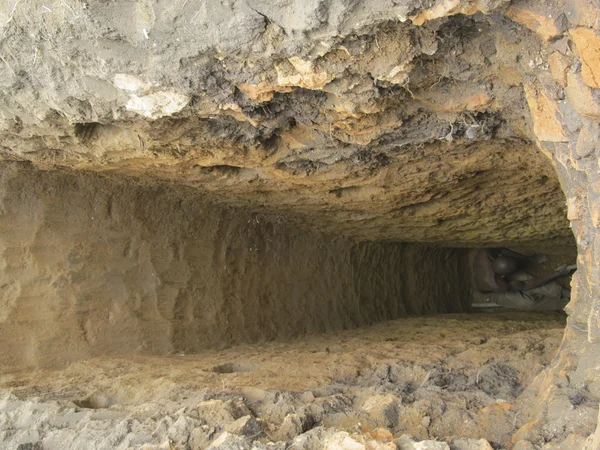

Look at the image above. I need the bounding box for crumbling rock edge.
[0,0,599,447]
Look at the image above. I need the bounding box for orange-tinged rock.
[511,420,542,445]
[410,0,462,26]
[565,72,600,118]
[523,84,567,142]
[362,427,394,442]
[217,103,262,127]
[276,58,335,91]
[507,6,564,42]
[238,82,293,103]
[570,27,600,88]
[410,0,488,26]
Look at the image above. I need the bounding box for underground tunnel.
[0,0,599,449]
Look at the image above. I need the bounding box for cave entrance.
[0,150,579,448]
[1,0,598,446]
[0,155,576,362]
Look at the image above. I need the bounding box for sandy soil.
[0,313,568,449]
[0,164,474,371]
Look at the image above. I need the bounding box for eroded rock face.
[0,0,599,447]
[0,0,573,245]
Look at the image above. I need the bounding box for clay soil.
[0,313,566,449]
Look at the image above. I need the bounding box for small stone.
[368,428,394,442]
[396,435,417,450]
[190,426,216,450]
[451,438,494,450]
[396,436,450,450]
[511,420,543,445]
[322,431,396,450]
[361,394,400,428]
[300,391,315,403]
[275,58,334,91]
[414,441,450,450]
[167,415,202,444]
[290,427,328,449]
[224,415,262,437]
[569,392,585,406]
[196,399,252,429]
[576,123,599,158]
[272,413,303,441]
[125,90,190,119]
[512,440,536,450]
[238,82,293,103]
[241,387,272,403]
[552,37,572,56]
[206,431,251,450]
[324,434,366,450]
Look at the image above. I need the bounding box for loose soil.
[0,313,567,449]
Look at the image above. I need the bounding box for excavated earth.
[0,0,599,449]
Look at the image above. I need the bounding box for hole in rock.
[0,152,576,448]
[73,393,120,410]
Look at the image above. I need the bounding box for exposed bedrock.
[0,0,575,245]
[0,0,599,447]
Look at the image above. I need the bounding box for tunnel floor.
[0,313,568,449]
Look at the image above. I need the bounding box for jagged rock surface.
[1,0,600,448]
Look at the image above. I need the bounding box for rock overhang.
[0,1,574,245]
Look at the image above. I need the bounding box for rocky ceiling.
[0,0,574,245]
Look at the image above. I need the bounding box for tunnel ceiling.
[0,0,574,245]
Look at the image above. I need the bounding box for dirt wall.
[0,162,471,369]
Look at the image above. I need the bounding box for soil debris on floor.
[0,313,569,449]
